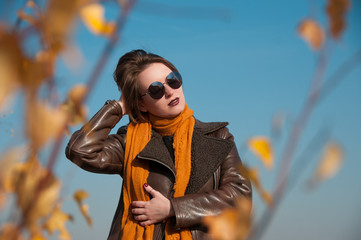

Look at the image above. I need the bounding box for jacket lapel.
[136,119,234,194]
[136,130,176,177]
[186,119,233,194]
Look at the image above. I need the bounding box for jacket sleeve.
[65,100,126,175]
[170,128,252,228]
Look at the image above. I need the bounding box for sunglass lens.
[167,72,182,89]
[167,78,182,89]
[148,82,165,99]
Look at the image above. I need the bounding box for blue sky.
[1,0,361,239]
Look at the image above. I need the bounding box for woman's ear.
[138,100,147,112]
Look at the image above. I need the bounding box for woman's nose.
[164,84,174,98]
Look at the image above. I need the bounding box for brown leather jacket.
[65,100,252,240]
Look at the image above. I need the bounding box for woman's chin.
[167,104,186,118]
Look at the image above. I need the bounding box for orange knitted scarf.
[120,104,194,240]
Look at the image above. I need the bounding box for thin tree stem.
[46,1,137,171]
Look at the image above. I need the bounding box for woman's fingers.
[131,207,145,215]
[131,184,172,225]
[143,183,158,197]
[139,220,154,227]
[131,201,146,208]
[133,214,148,221]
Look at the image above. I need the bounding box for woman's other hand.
[117,95,128,115]
[131,183,175,226]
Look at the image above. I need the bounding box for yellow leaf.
[43,0,81,54]
[314,142,343,182]
[0,223,23,240]
[247,136,274,170]
[30,233,46,240]
[26,100,67,150]
[27,0,36,8]
[0,147,26,193]
[239,165,273,207]
[203,210,238,240]
[69,84,87,106]
[298,19,325,50]
[35,49,57,78]
[80,3,116,37]
[43,204,73,240]
[61,84,88,126]
[0,30,48,92]
[0,52,18,110]
[74,190,93,226]
[326,0,351,39]
[203,198,252,240]
[74,189,89,203]
[10,156,61,234]
[24,60,48,91]
[0,30,22,110]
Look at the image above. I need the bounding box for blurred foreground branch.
[0,0,137,239]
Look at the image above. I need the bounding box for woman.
[65,49,252,240]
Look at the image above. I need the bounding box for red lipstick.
[168,98,179,106]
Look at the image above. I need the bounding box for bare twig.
[317,47,361,103]
[249,47,330,239]
[249,45,361,239]
[46,0,138,171]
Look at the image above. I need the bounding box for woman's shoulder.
[194,118,228,132]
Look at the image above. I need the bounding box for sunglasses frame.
[140,71,183,100]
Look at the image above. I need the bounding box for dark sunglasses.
[140,71,183,100]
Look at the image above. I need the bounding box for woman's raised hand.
[131,183,175,226]
[117,95,128,115]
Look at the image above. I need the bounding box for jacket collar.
[136,119,233,194]
[194,119,229,134]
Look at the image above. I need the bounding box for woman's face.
[138,63,185,118]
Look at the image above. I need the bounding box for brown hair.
[113,49,178,123]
